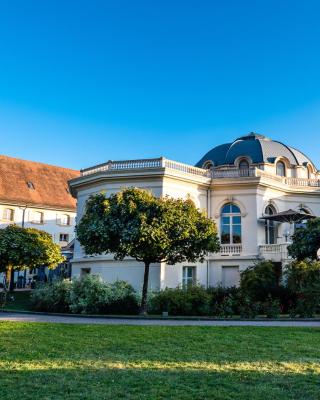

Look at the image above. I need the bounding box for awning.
[260,209,315,224]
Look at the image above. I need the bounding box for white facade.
[0,204,76,246]
[69,134,320,291]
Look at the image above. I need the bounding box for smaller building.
[0,155,79,287]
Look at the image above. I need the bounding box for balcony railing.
[259,243,291,261]
[212,168,256,179]
[81,158,210,178]
[80,159,320,188]
[213,167,320,188]
[220,244,242,255]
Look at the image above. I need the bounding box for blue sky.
[0,0,320,170]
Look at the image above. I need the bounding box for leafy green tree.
[288,218,320,260]
[240,261,279,301]
[0,225,65,291]
[284,260,320,293]
[76,188,220,314]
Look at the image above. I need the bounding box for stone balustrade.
[80,159,320,188]
[220,244,242,255]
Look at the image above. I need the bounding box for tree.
[240,261,279,301]
[0,225,65,291]
[288,218,320,260]
[76,188,220,314]
[284,260,320,293]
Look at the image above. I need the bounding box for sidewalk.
[1,312,320,327]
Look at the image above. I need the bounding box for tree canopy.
[76,188,220,313]
[288,218,320,260]
[0,225,65,275]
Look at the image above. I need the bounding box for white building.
[0,155,79,285]
[69,133,320,290]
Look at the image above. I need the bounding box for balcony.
[259,243,291,262]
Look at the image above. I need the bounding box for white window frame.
[220,203,242,245]
[2,208,14,222]
[59,214,70,226]
[182,266,196,288]
[30,211,44,224]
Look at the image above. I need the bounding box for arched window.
[221,203,242,244]
[203,161,214,170]
[265,205,276,244]
[276,161,286,177]
[239,159,250,177]
[239,159,249,169]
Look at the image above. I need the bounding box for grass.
[0,323,319,399]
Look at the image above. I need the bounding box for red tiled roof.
[0,155,79,210]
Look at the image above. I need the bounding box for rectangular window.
[59,233,69,242]
[3,208,14,221]
[59,214,71,226]
[182,266,196,288]
[30,211,44,224]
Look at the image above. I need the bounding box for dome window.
[276,161,286,177]
[238,159,250,176]
[202,161,214,170]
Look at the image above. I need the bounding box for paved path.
[1,312,320,327]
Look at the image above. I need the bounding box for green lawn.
[0,323,319,399]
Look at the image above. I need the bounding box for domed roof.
[196,133,316,169]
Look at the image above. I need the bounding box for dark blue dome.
[195,133,315,169]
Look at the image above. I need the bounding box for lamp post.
[20,205,28,288]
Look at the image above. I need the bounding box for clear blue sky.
[0,0,320,170]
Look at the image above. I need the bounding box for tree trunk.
[140,262,150,315]
[9,267,15,292]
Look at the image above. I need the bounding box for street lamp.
[20,205,28,287]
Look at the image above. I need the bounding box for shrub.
[0,291,7,309]
[68,276,139,315]
[288,284,320,318]
[31,279,71,312]
[207,286,241,316]
[238,296,260,319]
[211,295,234,318]
[285,260,320,317]
[262,295,280,319]
[149,285,210,316]
[30,276,139,315]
